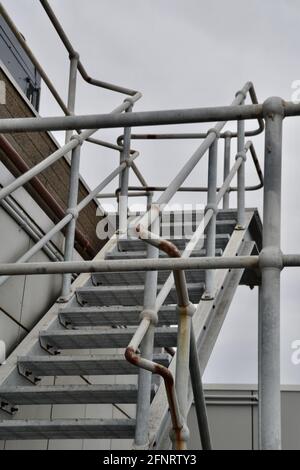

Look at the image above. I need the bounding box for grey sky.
[2,0,300,384]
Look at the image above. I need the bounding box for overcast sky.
[2,0,300,384]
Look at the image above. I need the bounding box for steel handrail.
[0,97,140,203]
[39,0,139,97]
[0,151,139,289]
[124,141,252,448]
[113,142,263,197]
[0,3,140,117]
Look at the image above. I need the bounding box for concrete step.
[0,384,155,405]
[0,419,135,440]
[75,283,205,306]
[40,326,177,350]
[59,305,178,328]
[18,353,170,377]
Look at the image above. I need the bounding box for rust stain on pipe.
[125,346,186,449]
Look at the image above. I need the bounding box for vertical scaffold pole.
[223,132,231,209]
[204,133,218,298]
[118,103,132,234]
[61,140,81,298]
[259,97,284,450]
[134,212,159,449]
[236,93,246,228]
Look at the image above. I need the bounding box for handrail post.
[65,54,79,147]
[134,211,159,449]
[259,97,284,450]
[118,103,132,234]
[223,132,231,209]
[189,325,212,449]
[204,131,218,299]
[236,93,246,228]
[61,139,82,298]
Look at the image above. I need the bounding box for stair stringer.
[148,210,260,449]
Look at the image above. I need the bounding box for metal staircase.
[0,208,261,447]
[1,0,300,451]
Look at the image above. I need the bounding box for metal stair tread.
[0,419,136,439]
[59,304,179,327]
[17,353,170,376]
[92,268,210,286]
[105,247,223,260]
[117,233,230,252]
[75,282,205,306]
[40,326,178,350]
[0,384,155,405]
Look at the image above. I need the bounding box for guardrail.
[0,1,296,452]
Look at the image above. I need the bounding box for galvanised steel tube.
[118,106,132,233]
[119,84,264,142]
[259,97,284,450]
[136,224,193,449]
[258,284,263,450]
[0,102,263,134]
[0,154,138,288]
[223,133,231,209]
[131,162,148,187]
[0,98,139,202]
[155,84,251,208]
[39,0,139,97]
[154,144,250,313]
[134,215,160,449]
[0,255,260,276]
[61,143,81,298]
[204,137,218,299]
[65,55,79,148]
[237,98,246,228]
[76,152,138,214]
[125,141,262,196]
[133,84,252,234]
[189,325,212,450]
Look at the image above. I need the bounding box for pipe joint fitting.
[139,308,158,326]
[205,203,218,215]
[236,151,247,162]
[69,51,80,61]
[70,134,84,146]
[259,247,283,270]
[123,97,135,107]
[66,207,79,220]
[176,302,196,318]
[235,89,247,100]
[169,421,190,445]
[262,97,285,118]
[223,130,232,139]
[206,128,220,139]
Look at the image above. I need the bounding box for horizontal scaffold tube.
[0,103,263,133]
[2,98,298,134]
[0,253,297,276]
[0,256,259,276]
